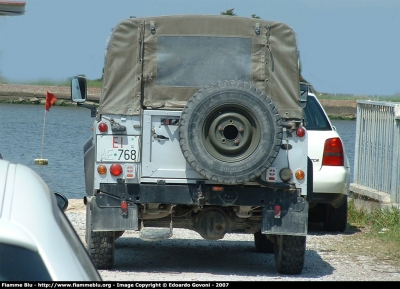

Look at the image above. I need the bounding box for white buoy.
[34,158,48,165]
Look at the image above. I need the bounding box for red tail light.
[98,122,108,132]
[296,126,306,137]
[110,164,123,176]
[322,137,344,166]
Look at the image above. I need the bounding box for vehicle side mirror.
[299,83,308,108]
[54,192,69,212]
[71,76,87,103]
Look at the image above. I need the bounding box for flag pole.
[35,107,49,165]
[35,91,57,165]
[40,109,47,159]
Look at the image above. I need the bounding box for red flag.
[45,91,57,111]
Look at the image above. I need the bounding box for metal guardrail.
[350,100,400,207]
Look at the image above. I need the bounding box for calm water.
[0,103,93,199]
[0,103,357,200]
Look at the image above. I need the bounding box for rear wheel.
[324,198,348,232]
[254,231,274,253]
[86,204,115,269]
[87,231,115,269]
[274,235,306,275]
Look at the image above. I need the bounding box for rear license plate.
[96,135,140,162]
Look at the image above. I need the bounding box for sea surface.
[0,103,93,199]
[0,103,357,200]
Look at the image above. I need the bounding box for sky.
[0,0,399,96]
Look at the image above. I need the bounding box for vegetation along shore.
[0,83,358,119]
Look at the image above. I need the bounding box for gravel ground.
[66,199,400,281]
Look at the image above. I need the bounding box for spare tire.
[179,80,282,185]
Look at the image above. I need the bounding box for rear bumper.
[311,165,350,208]
[313,165,350,195]
[91,181,308,235]
[98,181,301,207]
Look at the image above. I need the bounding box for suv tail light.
[322,137,344,166]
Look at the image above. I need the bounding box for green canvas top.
[98,14,302,120]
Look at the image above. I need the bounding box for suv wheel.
[86,204,115,269]
[179,80,282,185]
[87,230,115,269]
[324,198,348,232]
[254,231,274,253]
[274,235,306,275]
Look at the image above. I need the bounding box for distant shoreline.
[0,84,357,119]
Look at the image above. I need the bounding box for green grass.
[317,92,400,102]
[347,199,400,262]
[1,78,103,88]
[328,115,357,120]
[0,78,68,86]
[86,79,103,88]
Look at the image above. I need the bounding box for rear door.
[141,110,203,180]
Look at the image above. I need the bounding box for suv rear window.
[303,96,332,131]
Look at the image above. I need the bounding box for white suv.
[0,159,101,281]
[302,84,351,232]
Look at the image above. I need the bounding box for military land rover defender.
[71,14,312,275]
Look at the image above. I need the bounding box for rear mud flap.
[90,197,139,231]
[261,197,308,236]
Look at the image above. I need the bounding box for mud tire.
[87,230,115,269]
[274,235,306,275]
[179,80,282,185]
[324,198,348,232]
[86,204,115,269]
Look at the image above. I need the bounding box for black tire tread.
[88,231,115,269]
[324,198,348,232]
[274,235,306,275]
